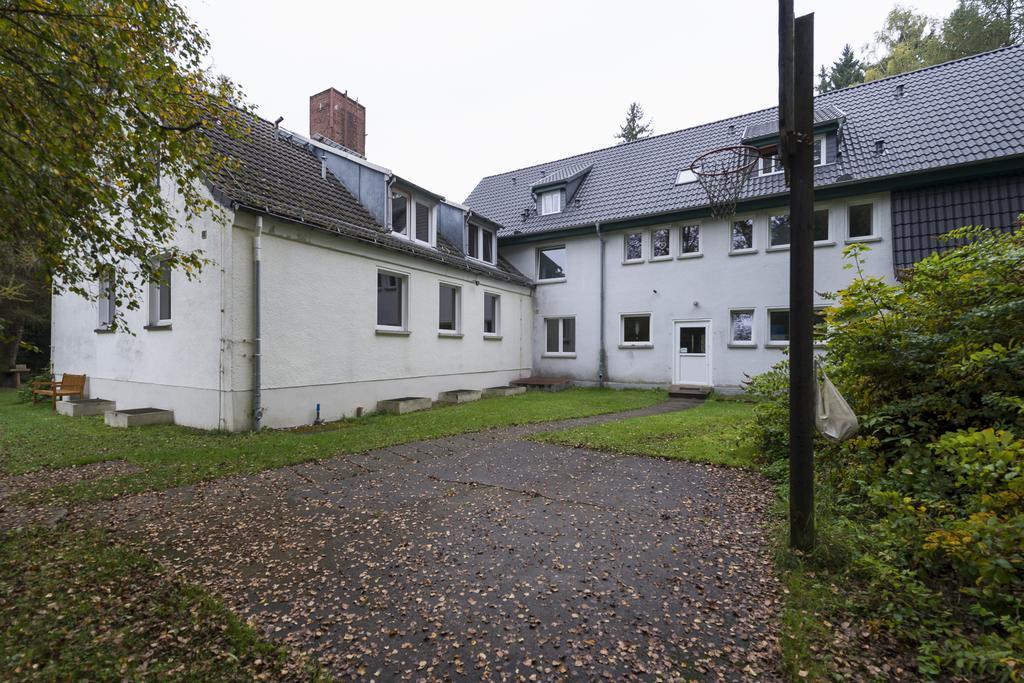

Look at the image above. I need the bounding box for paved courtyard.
[102,402,781,681]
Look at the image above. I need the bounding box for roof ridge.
[469,43,1024,190]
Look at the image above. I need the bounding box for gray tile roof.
[466,45,1024,238]
[205,112,530,284]
[531,162,592,190]
[740,103,845,140]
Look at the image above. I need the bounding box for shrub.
[756,225,1024,680]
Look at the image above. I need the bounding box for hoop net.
[690,145,760,219]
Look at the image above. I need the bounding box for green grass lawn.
[0,387,664,503]
[0,525,323,682]
[533,398,758,468]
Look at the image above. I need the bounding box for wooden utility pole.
[781,2,816,551]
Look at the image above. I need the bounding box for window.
[545,317,575,355]
[675,169,697,184]
[813,136,826,166]
[651,228,671,258]
[767,210,830,247]
[376,271,407,330]
[621,314,651,346]
[730,309,755,345]
[438,283,461,333]
[731,219,754,251]
[814,209,830,242]
[391,191,408,235]
[624,232,643,261]
[484,293,500,336]
[848,203,874,239]
[390,190,433,246]
[539,190,562,215]
[468,224,496,265]
[767,308,826,345]
[759,135,828,176]
[537,245,566,281]
[768,309,790,344]
[98,277,115,329]
[760,153,784,176]
[149,259,171,326]
[769,214,790,248]
[679,224,701,255]
[415,201,432,243]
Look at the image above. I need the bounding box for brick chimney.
[309,87,366,157]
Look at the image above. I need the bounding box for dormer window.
[758,135,829,176]
[390,188,435,247]
[468,223,497,265]
[539,190,563,215]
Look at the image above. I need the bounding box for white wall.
[50,186,230,429]
[228,212,533,429]
[503,193,895,390]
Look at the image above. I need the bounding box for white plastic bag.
[814,361,859,442]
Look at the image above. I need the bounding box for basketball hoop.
[690,145,760,219]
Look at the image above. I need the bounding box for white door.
[674,321,711,386]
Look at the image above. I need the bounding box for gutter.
[595,222,606,387]
[253,215,263,431]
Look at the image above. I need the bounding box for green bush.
[754,225,1024,680]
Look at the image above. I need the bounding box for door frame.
[672,318,712,386]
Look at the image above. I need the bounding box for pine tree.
[615,103,654,143]
[817,44,866,93]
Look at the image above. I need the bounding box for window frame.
[678,223,702,258]
[543,316,576,357]
[536,245,567,283]
[620,313,653,348]
[650,228,672,261]
[765,306,827,347]
[766,307,790,346]
[97,276,115,330]
[730,218,756,254]
[767,213,791,250]
[389,188,435,248]
[846,201,876,242]
[758,134,829,177]
[148,258,172,328]
[483,292,501,338]
[728,308,757,347]
[467,223,497,265]
[437,282,462,336]
[539,189,563,216]
[623,232,644,263]
[375,269,409,333]
[764,207,835,251]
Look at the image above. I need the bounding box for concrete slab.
[376,396,431,414]
[104,408,174,428]
[56,398,116,417]
[436,389,481,404]
[482,385,527,397]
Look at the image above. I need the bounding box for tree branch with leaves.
[0,0,250,331]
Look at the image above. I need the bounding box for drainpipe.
[595,222,607,387]
[253,215,263,431]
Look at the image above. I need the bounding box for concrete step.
[377,397,432,415]
[482,385,527,397]
[105,408,174,427]
[510,377,572,392]
[438,389,482,404]
[667,384,712,399]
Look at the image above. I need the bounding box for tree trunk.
[3,319,23,370]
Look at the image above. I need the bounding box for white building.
[51,90,533,430]
[51,47,1024,428]
[465,46,1024,391]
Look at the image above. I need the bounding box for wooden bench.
[32,373,87,410]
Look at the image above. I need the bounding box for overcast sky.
[179,0,956,201]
